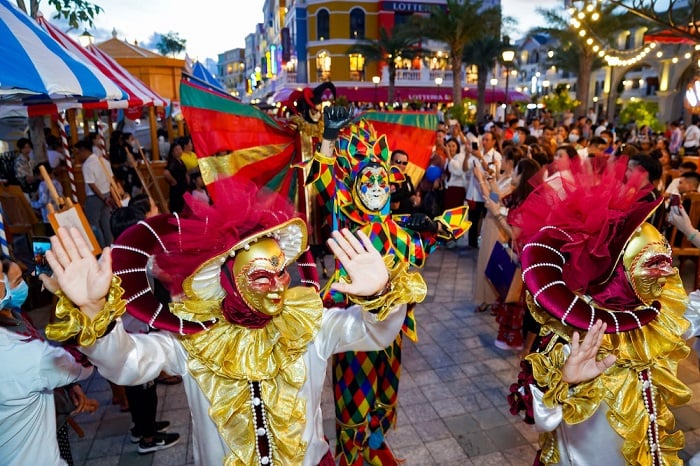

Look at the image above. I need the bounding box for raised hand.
[322,106,354,140]
[45,227,113,320]
[561,320,617,385]
[327,228,389,296]
[398,212,437,233]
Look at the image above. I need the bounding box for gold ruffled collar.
[529,273,690,465]
[179,286,323,466]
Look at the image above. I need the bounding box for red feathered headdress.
[513,156,664,333]
[110,176,312,334]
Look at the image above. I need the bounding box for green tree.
[618,100,662,132]
[542,83,581,122]
[15,0,102,28]
[156,32,187,57]
[346,25,425,104]
[412,0,501,108]
[463,35,504,123]
[535,4,642,116]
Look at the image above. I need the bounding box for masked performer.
[44,177,426,466]
[301,107,469,465]
[508,157,700,465]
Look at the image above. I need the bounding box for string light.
[567,0,661,67]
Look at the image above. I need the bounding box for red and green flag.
[359,111,437,183]
[180,79,300,202]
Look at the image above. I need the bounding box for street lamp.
[434,76,443,103]
[501,48,515,113]
[542,80,551,95]
[490,77,498,115]
[372,75,381,107]
[78,29,94,47]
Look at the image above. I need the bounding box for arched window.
[317,9,329,41]
[316,50,332,81]
[350,8,365,40]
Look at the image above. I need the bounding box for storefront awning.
[331,85,530,103]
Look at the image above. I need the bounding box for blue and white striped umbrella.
[0,0,127,104]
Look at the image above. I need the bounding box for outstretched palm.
[561,320,617,385]
[45,227,113,320]
[327,229,389,296]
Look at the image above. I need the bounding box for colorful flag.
[358,111,437,183]
[180,80,300,202]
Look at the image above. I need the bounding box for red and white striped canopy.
[37,14,168,109]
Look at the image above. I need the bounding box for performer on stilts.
[301,107,470,465]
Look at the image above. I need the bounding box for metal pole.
[504,66,510,114]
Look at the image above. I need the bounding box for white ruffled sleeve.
[683,290,700,340]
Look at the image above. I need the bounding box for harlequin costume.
[45,177,427,466]
[507,158,699,465]
[302,118,469,465]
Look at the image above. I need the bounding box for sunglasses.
[393,160,408,165]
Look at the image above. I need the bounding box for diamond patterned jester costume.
[301,109,470,466]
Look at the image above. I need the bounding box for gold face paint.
[233,238,290,316]
[354,165,390,211]
[623,223,675,303]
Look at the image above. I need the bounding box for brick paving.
[29,248,700,465]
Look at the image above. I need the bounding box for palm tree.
[412,0,501,107]
[463,36,504,123]
[347,25,426,104]
[535,4,643,116]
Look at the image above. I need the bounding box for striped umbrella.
[36,15,168,109]
[0,0,126,104]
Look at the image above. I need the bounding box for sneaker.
[130,421,171,443]
[138,432,180,454]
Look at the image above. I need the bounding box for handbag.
[484,241,523,303]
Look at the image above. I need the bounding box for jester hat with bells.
[512,157,685,334]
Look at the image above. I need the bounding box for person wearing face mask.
[0,259,97,466]
[43,174,428,466]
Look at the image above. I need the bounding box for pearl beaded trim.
[111,244,150,257]
[539,225,573,241]
[173,213,182,252]
[114,267,148,276]
[148,303,163,328]
[137,220,168,253]
[521,262,563,279]
[639,370,661,466]
[532,280,566,305]
[126,287,152,304]
[248,381,274,466]
[523,242,566,263]
[560,295,579,326]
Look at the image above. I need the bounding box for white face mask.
[569,134,579,143]
[355,166,390,211]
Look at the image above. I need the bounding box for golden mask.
[233,238,290,316]
[623,223,675,304]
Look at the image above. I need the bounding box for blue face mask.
[0,276,29,310]
[512,133,520,144]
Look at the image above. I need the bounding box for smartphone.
[489,191,500,203]
[471,141,479,151]
[670,194,681,207]
[32,236,52,276]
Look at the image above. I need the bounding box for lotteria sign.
[380,2,436,13]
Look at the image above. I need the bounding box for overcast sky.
[52,0,564,62]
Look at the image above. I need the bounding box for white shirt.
[81,303,407,466]
[685,124,700,148]
[444,150,468,189]
[47,149,64,169]
[81,153,113,196]
[0,328,93,466]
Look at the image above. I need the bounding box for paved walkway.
[31,248,700,465]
